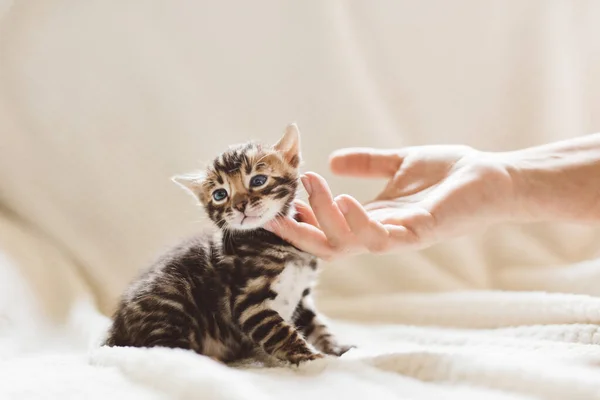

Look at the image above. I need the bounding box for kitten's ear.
[273,123,301,168]
[171,172,205,197]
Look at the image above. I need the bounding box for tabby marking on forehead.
[196,142,300,231]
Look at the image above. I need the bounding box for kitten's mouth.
[240,214,263,225]
[231,210,268,230]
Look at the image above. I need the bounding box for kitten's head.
[173,124,302,231]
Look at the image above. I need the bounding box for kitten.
[104,124,353,365]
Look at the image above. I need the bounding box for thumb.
[329,148,404,178]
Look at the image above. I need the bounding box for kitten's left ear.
[273,123,301,168]
[171,172,205,197]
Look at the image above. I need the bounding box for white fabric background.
[2,1,600,399]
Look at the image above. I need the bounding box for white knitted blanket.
[3,1,600,398]
[3,245,600,400]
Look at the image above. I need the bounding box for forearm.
[502,133,600,222]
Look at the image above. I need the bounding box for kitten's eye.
[212,189,228,202]
[250,174,268,188]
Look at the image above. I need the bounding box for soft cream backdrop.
[1,0,600,320]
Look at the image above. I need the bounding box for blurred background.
[1,1,600,325]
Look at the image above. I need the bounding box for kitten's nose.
[233,198,248,212]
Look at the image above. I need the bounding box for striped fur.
[104,125,353,364]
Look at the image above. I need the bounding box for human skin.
[265,134,600,260]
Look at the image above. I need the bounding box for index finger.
[292,199,319,227]
[264,217,334,259]
[303,172,354,249]
[329,148,404,178]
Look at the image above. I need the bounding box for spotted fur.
[104,124,353,364]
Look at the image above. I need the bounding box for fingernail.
[336,196,348,214]
[300,175,312,196]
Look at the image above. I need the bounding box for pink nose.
[233,199,248,212]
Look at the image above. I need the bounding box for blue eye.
[212,189,228,201]
[250,175,268,187]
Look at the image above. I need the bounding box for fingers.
[302,172,354,250]
[292,199,319,227]
[329,148,404,178]
[266,172,424,258]
[264,217,335,259]
[265,208,419,258]
[265,173,360,258]
[368,206,434,248]
[336,195,421,253]
[381,224,419,249]
[335,195,391,253]
[303,171,419,253]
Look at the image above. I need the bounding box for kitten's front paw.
[288,351,324,366]
[323,344,356,357]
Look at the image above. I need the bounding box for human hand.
[265,145,515,260]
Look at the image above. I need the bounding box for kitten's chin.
[225,213,271,231]
[225,203,294,232]
[227,209,287,232]
[232,216,265,231]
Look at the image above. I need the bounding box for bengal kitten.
[104,124,353,365]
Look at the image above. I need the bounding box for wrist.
[498,143,600,223]
[499,150,546,222]
[460,150,523,223]
[476,151,527,222]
